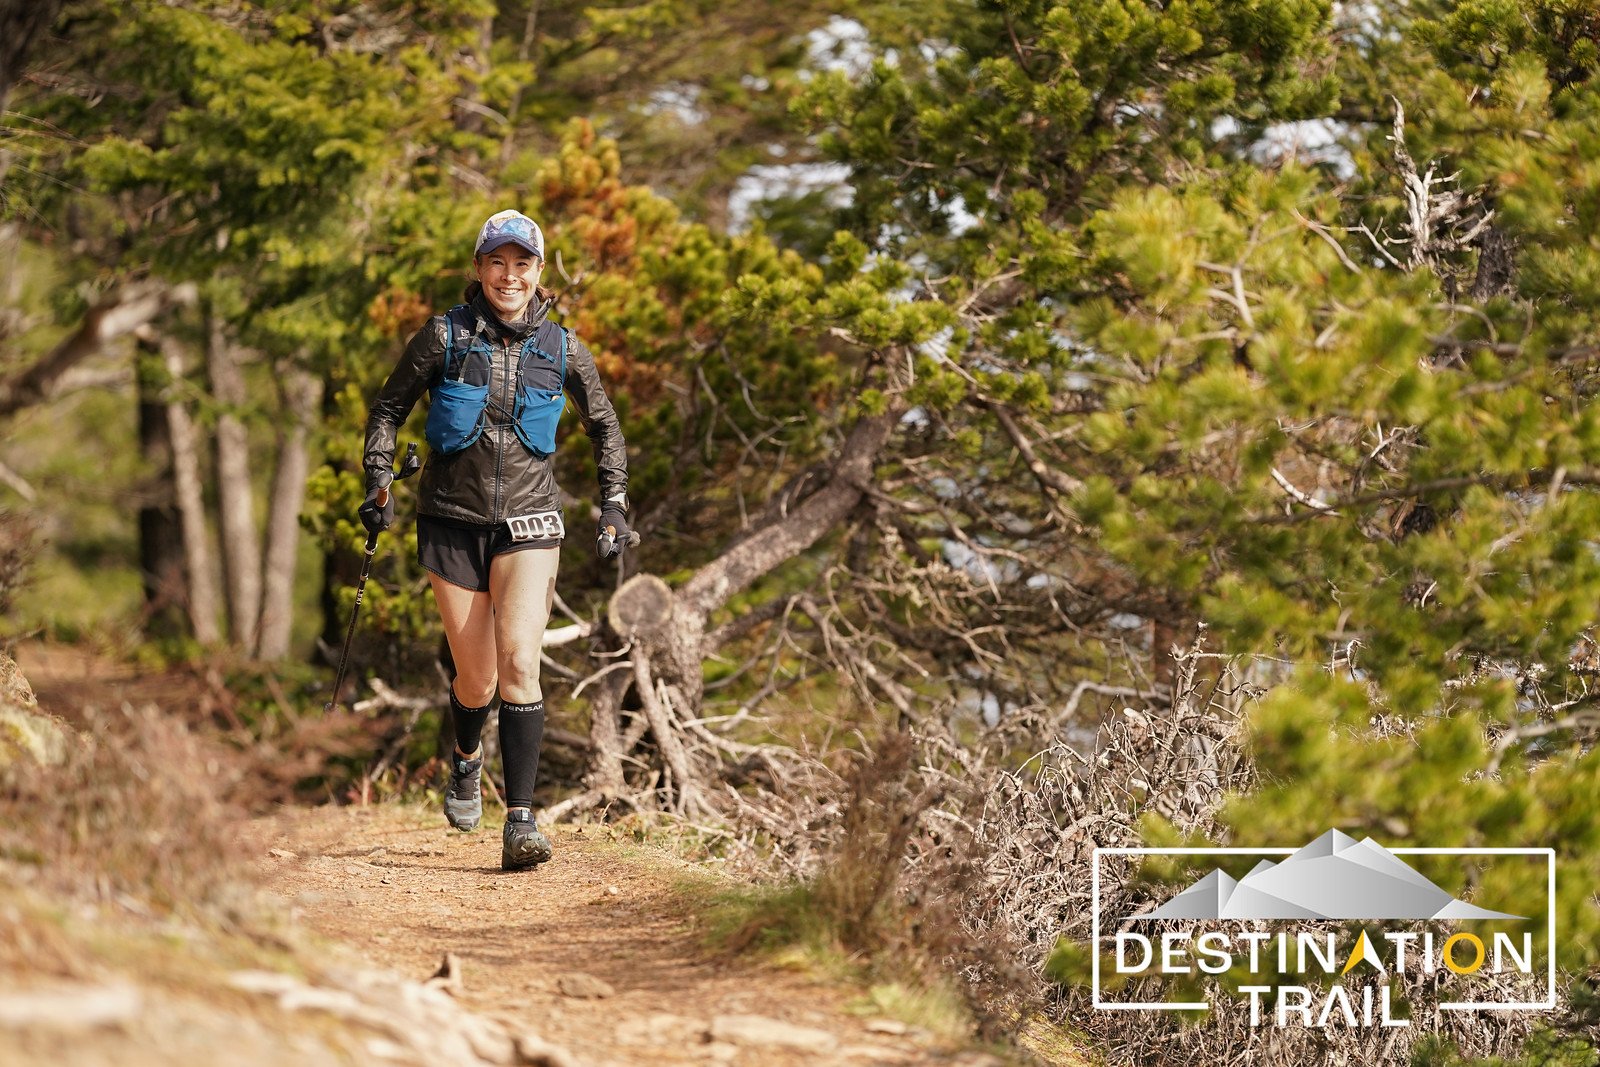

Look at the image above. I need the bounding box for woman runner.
[360,209,631,870]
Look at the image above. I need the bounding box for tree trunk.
[160,336,222,645]
[136,341,186,638]
[1469,224,1518,301]
[0,0,65,113]
[256,363,322,660]
[498,0,543,165]
[206,310,263,654]
[581,668,632,795]
[452,12,496,157]
[677,409,898,633]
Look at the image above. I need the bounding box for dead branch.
[1388,97,1496,279]
[0,280,197,421]
[1270,465,1340,514]
[0,457,36,502]
[678,408,900,626]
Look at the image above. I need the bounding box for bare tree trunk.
[160,336,222,645]
[1469,224,1518,301]
[136,341,186,638]
[256,363,322,660]
[452,12,496,159]
[498,0,543,165]
[206,311,263,654]
[679,410,898,628]
[581,669,631,795]
[630,408,897,706]
[0,224,23,338]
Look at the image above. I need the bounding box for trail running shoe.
[444,749,483,832]
[502,809,553,870]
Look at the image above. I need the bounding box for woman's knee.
[497,645,543,702]
[452,669,498,707]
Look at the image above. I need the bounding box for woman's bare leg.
[430,573,497,833]
[488,546,559,704]
[428,572,498,710]
[488,546,559,828]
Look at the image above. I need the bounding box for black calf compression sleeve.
[450,688,491,756]
[499,699,546,810]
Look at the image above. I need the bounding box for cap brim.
[476,235,542,257]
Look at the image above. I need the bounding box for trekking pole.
[326,442,421,712]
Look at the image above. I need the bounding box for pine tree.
[784,1,1600,1059]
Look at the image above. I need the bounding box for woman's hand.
[359,470,395,535]
[597,502,632,559]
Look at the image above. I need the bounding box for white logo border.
[1089,845,1557,1012]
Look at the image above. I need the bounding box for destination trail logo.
[1091,830,1556,1027]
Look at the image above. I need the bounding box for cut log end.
[606,574,674,638]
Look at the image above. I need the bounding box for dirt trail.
[11,641,1002,1067]
[259,804,984,1067]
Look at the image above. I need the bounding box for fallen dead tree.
[544,407,902,823]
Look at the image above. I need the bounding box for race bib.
[506,510,565,542]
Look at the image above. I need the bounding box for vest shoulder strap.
[442,304,486,381]
[515,319,567,375]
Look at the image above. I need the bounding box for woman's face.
[475,247,543,320]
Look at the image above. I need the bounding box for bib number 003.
[506,510,565,542]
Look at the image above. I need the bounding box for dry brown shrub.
[0,510,34,625]
[711,724,1051,1041]
[0,699,250,913]
[715,642,1553,1061]
[945,650,1554,1067]
[809,730,940,948]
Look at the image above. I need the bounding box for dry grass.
[689,727,1056,1054]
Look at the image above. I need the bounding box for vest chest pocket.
[425,376,490,454]
[513,383,564,456]
[512,327,568,457]
[426,311,494,455]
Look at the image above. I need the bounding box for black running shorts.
[416,515,560,592]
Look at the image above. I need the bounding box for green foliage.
[1412,1028,1599,1067]
[804,0,1337,264]
[11,0,867,663]
[15,8,1600,1060]
[767,3,1600,1054]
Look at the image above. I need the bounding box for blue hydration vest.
[424,305,568,458]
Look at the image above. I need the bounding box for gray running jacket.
[362,290,628,526]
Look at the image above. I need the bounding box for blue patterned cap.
[474,209,544,259]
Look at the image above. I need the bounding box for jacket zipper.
[493,337,512,522]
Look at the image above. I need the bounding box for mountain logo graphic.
[1137,829,1523,921]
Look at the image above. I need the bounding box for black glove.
[358,470,395,536]
[597,502,631,560]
